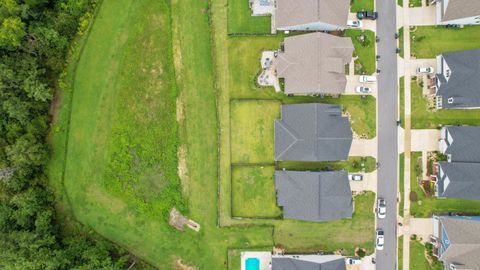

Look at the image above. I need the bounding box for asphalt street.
[375,0,399,269]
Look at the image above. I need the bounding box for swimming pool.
[245,258,260,270]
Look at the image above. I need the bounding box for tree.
[0,17,26,49]
[5,133,48,168]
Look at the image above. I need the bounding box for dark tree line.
[0,1,133,269]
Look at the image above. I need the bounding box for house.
[275,170,352,222]
[274,0,350,32]
[435,161,480,200]
[434,0,480,26]
[432,216,480,270]
[276,32,354,95]
[439,126,480,163]
[272,254,346,270]
[435,49,480,109]
[275,103,352,162]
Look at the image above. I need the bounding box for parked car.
[376,229,385,250]
[348,174,363,181]
[355,86,372,94]
[377,198,386,219]
[357,11,378,20]
[416,67,434,74]
[346,257,362,265]
[359,75,377,83]
[347,20,363,28]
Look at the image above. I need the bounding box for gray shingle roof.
[275,170,352,222]
[274,103,352,162]
[440,0,480,22]
[437,161,480,200]
[438,216,480,270]
[272,255,346,270]
[443,126,480,163]
[276,33,354,95]
[275,0,349,29]
[436,49,480,109]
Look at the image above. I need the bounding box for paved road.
[375,0,399,269]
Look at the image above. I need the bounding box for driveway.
[409,218,433,243]
[348,13,377,32]
[350,171,377,193]
[345,75,377,97]
[411,129,440,152]
[408,6,436,26]
[407,58,436,75]
[350,138,378,158]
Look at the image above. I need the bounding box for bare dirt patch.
[176,96,185,122]
[169,208,200,232]
[173,257,197,270]
[177,145,189,194]
[49,90,63,123]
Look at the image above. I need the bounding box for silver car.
[376,229,385,250]
[377,198,386,219]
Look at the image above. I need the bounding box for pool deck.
[241,252,272,270]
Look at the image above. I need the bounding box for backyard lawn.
[410,240,443,270]
[227,0,271,34]
[231,166,281,218]
[411,80,480,129]
[410,26,480,58]
[410,152,480,217]
[344,30,376,75]
[230,100,280,164]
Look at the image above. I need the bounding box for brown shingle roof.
[275,0,349,29]
[442,0,480,22]
[276,32,353,95]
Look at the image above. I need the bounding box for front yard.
[411,79,480,129]
[409,240,443,270]
[410,26,480,58]
[409,152,480,217]
[344,29,377,75]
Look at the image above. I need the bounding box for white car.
[416,67,434,74]
[347,20,363,28]
[348,174,363,181]
[376,229,385,250]
[355,86,372,94]
[359,75,377,83]
[345,257,362,265]
[377,198,386,219]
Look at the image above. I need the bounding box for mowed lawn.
[410,152,480,217]
[230,100,280,164]
[411,80,480,129]
[410,26,480,58]
[410,240,443,270]
[231,166,281,218]
[228,36,377,138]
[350,0,374,12]
[344,29,376,75]
[228,0,271,34]
[50,0,273,268]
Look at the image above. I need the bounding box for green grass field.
[227,0,271,34]
[399,153,405,217]
[48,0,377,267]
[398,236,404,270]
[411,80,480,129]
[410,152,480,217]
[344,30,376,75]
[410,241,443,270]
[410,26,480,58]
[350,0,374,12]
[232,166,281,218]
[230,100,280,164]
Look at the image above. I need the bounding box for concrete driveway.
[408,6,436,26]
[407,58,436,75]
[350,138,378,158]
[411,129,440,152]
[350,171,377,193]
[409,218,433,243]
[345,75,377,97]
[348,13,377,32]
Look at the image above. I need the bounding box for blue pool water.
[245,258,260,270]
